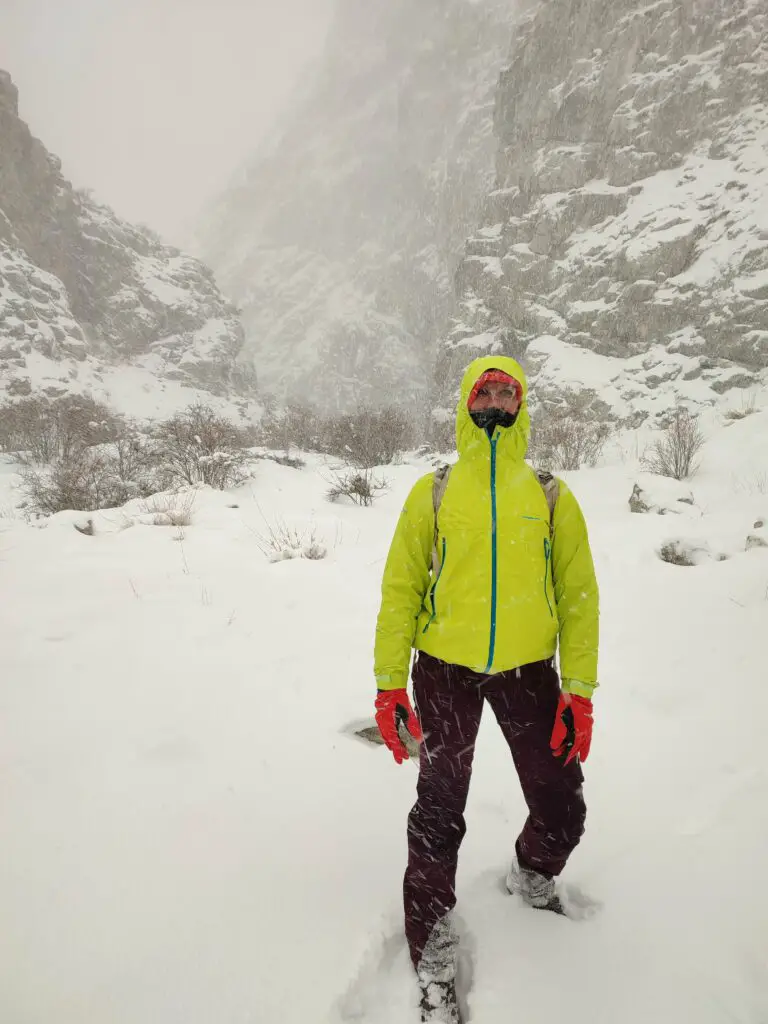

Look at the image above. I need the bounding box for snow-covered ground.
[1,412,767,1023]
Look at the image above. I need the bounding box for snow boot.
[416,914,461,1023]
[419,979,460,1024]
[506,857,566,916]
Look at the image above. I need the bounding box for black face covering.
[469,407,519,433]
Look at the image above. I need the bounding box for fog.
[0,0,334,243]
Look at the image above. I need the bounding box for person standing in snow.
[373,355,599,1022]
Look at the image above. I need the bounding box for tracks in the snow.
[330,871,598,1022]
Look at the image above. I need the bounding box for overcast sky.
[0,0,334,244]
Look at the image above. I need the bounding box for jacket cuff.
[375,672,405,692]
[562,678,598,699]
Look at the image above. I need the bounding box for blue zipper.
[484,433,499,672]
[423,536,447,633]
[543,537,554,617]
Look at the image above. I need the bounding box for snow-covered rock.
[629,476,696,515]
[746,518,767,550]
[440,0,768,427]
[0,69,247,406]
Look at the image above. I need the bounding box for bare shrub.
[140,491,196,527]
[252,515,327,562]
[111,433,174,496]
[12,400,249,514]
[111,433,161,485]
[724,394,758,421]
[0,394,123,464]
[528,411,610,471]
[21,446,136,515]
[256,401,322,454]
[658,539,726,566]
[327,468,388,507]
[659,541,698,567]
[642,407,705,480]
[19,433,166,516]
[153,403,251,489]
[320,408,411,468]
[731,471,768,496]
[256,404,412,467]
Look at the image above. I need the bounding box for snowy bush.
[21,445,146,516]
[253,517,327,562]
[11,400,252,514]
[642,407,705,480]
[326,468,388,507]
[658,539,728,567]
[140,491,196,527]
[19,429,168,516]
[0,394,123,464]
[320,408,411,468]
[724,394,758,422]
[1,396,174,515]
[257,404,412,467]
[256,401,322,454]
[528,404,611,472]
[153,404,252,490]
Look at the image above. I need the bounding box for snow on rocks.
[439,0,768,426]
[745,518,768,551]
[628,475,697,516]
[0,71,246,406]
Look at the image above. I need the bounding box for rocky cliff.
[199,0,515,413]
[441,0,768,427]
[0,70,247,408]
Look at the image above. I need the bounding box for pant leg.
[404,653,484,968]
[484,659,586,877]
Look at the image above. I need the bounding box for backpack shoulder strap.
[431,464,452,574]
[431,464,557,569]
[534,469,560,538]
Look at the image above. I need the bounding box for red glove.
[375,689,423,764]
[550,692,593,765]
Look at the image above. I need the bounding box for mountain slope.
[440,0,768,426]
[198,0,517,412]
[0,70,248,411]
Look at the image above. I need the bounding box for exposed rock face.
[198,0,515,413]
[0,69,246,403]
[440,0,768,427]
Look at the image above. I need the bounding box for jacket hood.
[456,355,530,460]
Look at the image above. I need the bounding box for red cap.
[467,369,523,410]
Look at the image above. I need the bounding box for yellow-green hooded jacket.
[374,355,599,699]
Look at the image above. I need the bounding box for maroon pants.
[404,652,586,967]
